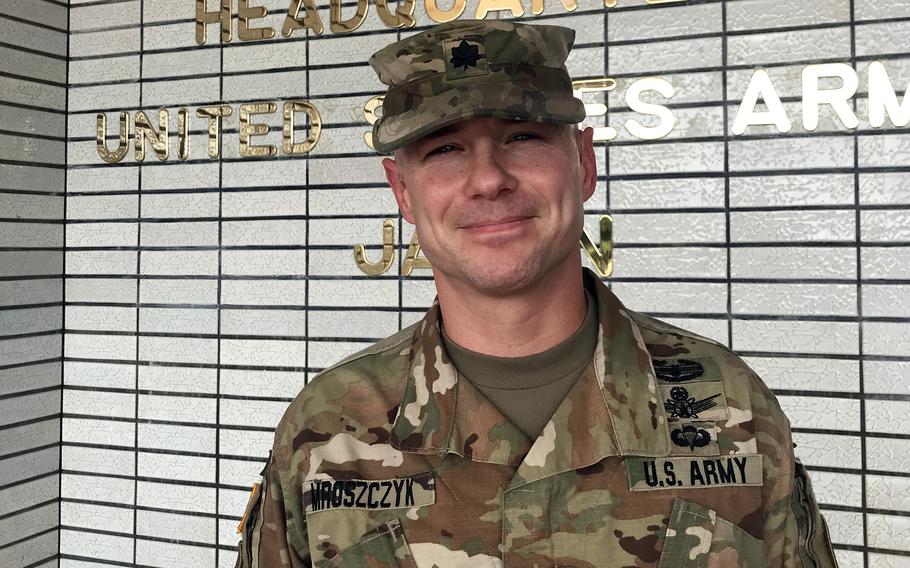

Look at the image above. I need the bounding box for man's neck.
[435,260,588,358]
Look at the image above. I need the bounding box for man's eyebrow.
[418,120,556,143]
[419,124,461,142]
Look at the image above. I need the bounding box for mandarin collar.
[390,269,671,473]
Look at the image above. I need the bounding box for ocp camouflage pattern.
[236,270,839,567]
[368,20,586,152]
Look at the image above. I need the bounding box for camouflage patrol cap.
[368,19,586,153]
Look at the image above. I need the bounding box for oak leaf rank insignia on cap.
[445,37,487,77]
[368,19,586,153]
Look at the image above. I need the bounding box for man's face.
[382,117,597,295]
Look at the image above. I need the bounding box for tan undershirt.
[441,291,598,439]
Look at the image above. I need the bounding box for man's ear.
[577,126,597,202]
[382,157,416,224]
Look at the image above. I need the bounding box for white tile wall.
[1,3,65,566]
[0,0,891,566]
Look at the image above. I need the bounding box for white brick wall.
[0,1,65,566]
[21,0,908,566]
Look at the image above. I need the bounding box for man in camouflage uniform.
[236,20,839,567]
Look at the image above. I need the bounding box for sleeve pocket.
[236,466,268,568]
[658,498,763,568]
[316,518,417,568]
[791,460,839,568]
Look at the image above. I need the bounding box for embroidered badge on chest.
[658,382,728,423]
[652,358,705,382]
[668,421,720,456]
[303,472,435,514]
[664,386,720,419]
[671,424,712,450]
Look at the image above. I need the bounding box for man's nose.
[465,145,517,200]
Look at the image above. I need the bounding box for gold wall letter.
[604,0,685,7]
[330,0,369,33]
[283,101,322,155]
[96,112,129,163]
[195,0,232,44]
[239,103,278,158]
[196,105,233,159]
[376,0,416,28]
[282,0,324,36]
[531,0,577,15]
[362,95,384,150]
[354,219,396,276]
[347,218,614,276]
[581,215,613,277]
[425,0,466,23]
[239,0,276,41]
[177,107,189,160]
[401,231,432,276]
[133,110,169,162]
[475,0,525,19]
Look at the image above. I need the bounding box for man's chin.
[455,260,548,297]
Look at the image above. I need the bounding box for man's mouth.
[461,216,533,230]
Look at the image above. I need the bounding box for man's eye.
[427,144,456,156]
[511,132,540,141]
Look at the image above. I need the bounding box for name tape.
[304,472,435,514]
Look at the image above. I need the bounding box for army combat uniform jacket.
[237,271,838,567]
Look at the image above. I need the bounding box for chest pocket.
[658,499,763,568]
[316,518,417,568]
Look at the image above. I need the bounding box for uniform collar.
[390,269,671,476]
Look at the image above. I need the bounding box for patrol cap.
[368,19,586,153]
